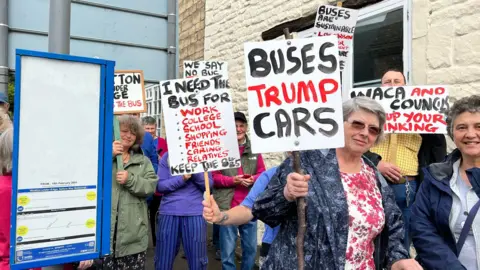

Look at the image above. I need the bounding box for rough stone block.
[454,31,480,65]
[412,37,428,84]
[427,22,454,68]
[455,14,480,36]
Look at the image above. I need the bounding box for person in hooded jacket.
[252,97,421,270]
[106,115,158,269]
[411,95,480,270]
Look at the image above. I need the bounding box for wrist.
[283,186,294,202]
[217,211,229,224]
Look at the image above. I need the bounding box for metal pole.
[48,0,71,54]
[0,0,8,96]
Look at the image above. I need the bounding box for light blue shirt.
[241,166,280,244]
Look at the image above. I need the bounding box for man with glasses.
[365,68,447,254]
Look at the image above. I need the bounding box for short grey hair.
[142,116,156,126]
[446,95,480,139]
[0,127,13,175]
[343,96,386,144]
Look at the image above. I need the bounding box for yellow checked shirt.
[370,134,422,176]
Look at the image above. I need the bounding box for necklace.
[122,153,130,164]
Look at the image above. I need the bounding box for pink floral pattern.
[341,161,385,270]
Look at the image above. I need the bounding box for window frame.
[347,0,412,89]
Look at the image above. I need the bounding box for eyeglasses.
[347,120,381,136]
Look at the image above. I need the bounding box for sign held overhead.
[114,70,147,114]
[313,5,359,71]
[244,35,345,153]
[349,85,449,133]
[183,61,228,79]
[160,75,240,176]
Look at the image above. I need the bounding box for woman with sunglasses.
[252,96,422,269]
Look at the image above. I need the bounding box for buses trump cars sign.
[160,75,240,175]
[244,36,345,153]
[349,85,449,133]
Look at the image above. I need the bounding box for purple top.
[157,153,213,216]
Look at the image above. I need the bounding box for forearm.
[217,206,254,226]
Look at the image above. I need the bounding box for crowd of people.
[0,67,479,270]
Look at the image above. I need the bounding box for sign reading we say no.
[314,5,358,71]
[350,85,449,133]
[244,36,345,153]
[114,70,147,114]
[183,61,228,79]
[160,75,240,175]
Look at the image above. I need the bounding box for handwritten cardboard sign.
[349,86,449,134]
[244,36,345,153]
[114,70,146,114]
[313,5,358,71]
[183,61,228,79]
[160,75,240,175]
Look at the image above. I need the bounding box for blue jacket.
[141,132,158,173]
[411,149,480,270]
[252,149,408,270]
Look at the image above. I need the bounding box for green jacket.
[111,152,157,257]
[213,138,259,211]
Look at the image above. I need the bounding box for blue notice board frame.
[10,49,115,269]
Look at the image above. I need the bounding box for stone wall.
[179,0,206,75]
[204,0,335,168]
[411,0,480,148]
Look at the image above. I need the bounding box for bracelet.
[217,212,228,224]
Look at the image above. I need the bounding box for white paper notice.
[160,76,241,175]
[114,70,147,114]
[349,85,449,134]
[313,5,358,71]
[183,61,228,79]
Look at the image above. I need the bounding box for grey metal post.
[48,0,71,54]
[0,0,8,96]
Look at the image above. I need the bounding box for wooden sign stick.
[204,171,211,203]
[283,27,306,270]
[113,115,124,171]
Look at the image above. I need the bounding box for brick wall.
[179,0,206,75]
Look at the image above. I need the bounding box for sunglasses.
[347,120,381,136]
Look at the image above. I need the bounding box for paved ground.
[146,223,257,270]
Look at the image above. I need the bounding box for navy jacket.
[411,149,480,270]
[141,132,158,173]
[252,149,408,270]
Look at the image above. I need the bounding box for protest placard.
[349,85,449,133]
[183,61,228,79]
[114,70,146,114]
[160,75,240,175]
[244,35,345,153]
[313,5,358,72]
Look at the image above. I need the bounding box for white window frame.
[347,0,412,89]
[296,0,412,92]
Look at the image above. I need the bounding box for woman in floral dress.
[252,97,422,270]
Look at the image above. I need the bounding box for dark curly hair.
[446,95,480,139]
